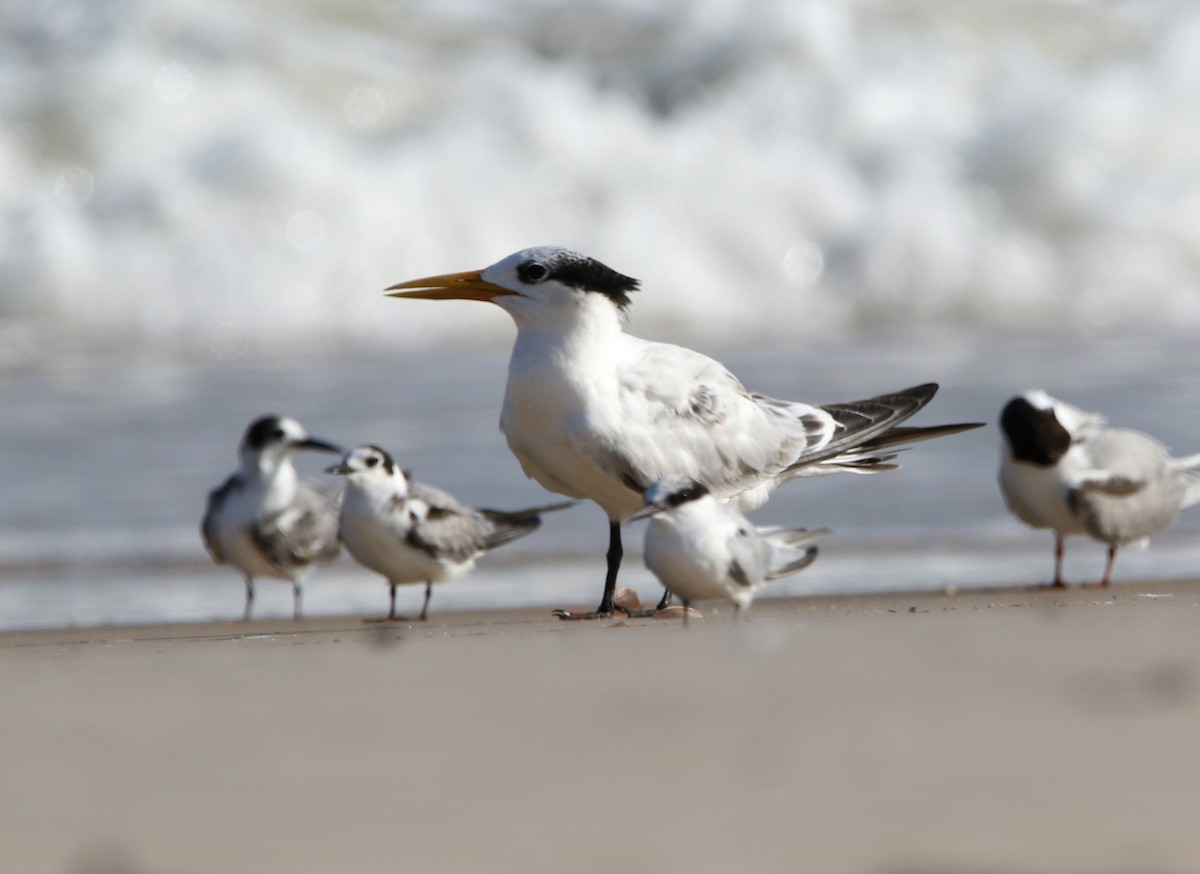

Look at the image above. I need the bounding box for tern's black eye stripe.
[667,480,710,506]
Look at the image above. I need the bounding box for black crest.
[528,252,640,311]
[243,415,286,451]
[1000,397,1071,467]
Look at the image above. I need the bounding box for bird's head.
[239,415,342,472]
[999,391,1102,467]
[627,476,712,522]
[386,246,640,329]
[326,444,406,490]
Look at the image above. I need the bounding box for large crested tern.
[202,414,342,619]
[631,476,827,623]
[328,444,575,621]
[999,390,1200,586]
[388,245,983,619]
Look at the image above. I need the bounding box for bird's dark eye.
[518,261,548,283]
[271,428,286,441]
[365,455,379,467]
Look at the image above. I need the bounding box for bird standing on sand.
[327,444,575,621]
[202,415,342,619]
[999,390,1200,587]
[631,476,826,624]
[387,245,982,619]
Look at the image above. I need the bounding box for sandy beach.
[3,579,1200,874]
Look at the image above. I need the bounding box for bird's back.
[201,473,241,564]
[1070,428,1183,545]
[261,480,341,567]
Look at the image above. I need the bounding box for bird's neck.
[348,475,406,512]
[509,297,625,376]
[244,457,298,506]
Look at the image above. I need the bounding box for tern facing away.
[631,476,827,624]
[202,415,342,619]
[388,245,983,619]
[328,444,575,621]
[999,390,1200,587]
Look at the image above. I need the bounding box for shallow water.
[2,329,1198,630]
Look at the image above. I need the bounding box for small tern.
[630,476,827,623]
[999,390,1200,586]
[388,245,983,619]
[327,444,575,621]
[202,414,343,619]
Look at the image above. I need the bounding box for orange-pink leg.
[1099,545,1117,587]
[1051,534,1067,588]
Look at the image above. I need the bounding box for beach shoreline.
[4,578,1200,873]
[4,574,1197,648]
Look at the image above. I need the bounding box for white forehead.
[484,245,573,274]
[1021,389,1056,411]
[277,416,308,439]
[348,445,381,463]
[1021,390,1104,436]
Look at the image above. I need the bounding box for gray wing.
[200,474,239,564]
[478,501,576,551]
[406,480,492,563]
[788,384,956,472]
[1171,451,1200,509]
[764,546,819,580]
[725,525,772,588]
[578,339,981,502]
[255,481,341,569]
[757,526,827,580]
[1072,429,1170,498]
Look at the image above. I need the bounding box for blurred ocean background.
[2,0,1200,629]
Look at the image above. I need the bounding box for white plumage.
[389,245,980,618]
[999,390,1200,586]
[201,415,342,619]
[633,476,826,622]
[328,444,573,621]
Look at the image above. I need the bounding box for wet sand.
[4,580,1200,873]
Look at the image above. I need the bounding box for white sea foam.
[2,0,1200,356]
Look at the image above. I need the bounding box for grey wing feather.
[405,479,492,562]
[255,481,341,568]
[792,384,935,469]
[726,526,770,587]
[759,526,831,550]
[1173,453,1200,509]
[407,508,491,563]
[765,546,819,580]
[793,384,983,473]
[201,474,239,564]
[478,500,576,551]
[758,526,828,580]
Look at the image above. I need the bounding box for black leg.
[243,576,255,621]
[656,589,672,611]
[291,579,303,620]
[366,580,410,623]
[554,520,624,620]
[682,598,690,628]
[419,581,432,621]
